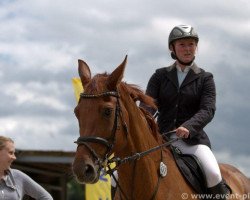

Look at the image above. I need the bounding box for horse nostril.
[85,164,95,175]
[72,159,98,183]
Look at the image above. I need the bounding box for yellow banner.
[85,170,112,200]
[72,77,112,200]
[72,78,83,102]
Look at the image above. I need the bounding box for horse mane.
[118,82,159,140]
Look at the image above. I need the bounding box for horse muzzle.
[72,157,100,184]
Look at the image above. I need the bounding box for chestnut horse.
[72,56,250,200]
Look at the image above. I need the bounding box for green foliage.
[67,179,85,200]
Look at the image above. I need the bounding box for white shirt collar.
[176,64,192,73]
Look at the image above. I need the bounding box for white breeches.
[171,139,222,187]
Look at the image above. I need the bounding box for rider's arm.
[181,72,216,138]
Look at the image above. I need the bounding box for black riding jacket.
[146,62,216,148]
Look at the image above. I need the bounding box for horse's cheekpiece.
[159,162,167,177]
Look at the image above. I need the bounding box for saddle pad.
[171,146,207,194]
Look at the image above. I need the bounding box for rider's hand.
[175,126,190,138]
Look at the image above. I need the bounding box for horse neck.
[119,93,160,155]
[116,95,178,198]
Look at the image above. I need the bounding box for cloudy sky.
[0,0,250,176]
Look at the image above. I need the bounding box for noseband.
[74,91,127,169]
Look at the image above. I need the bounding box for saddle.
[170,145,232,197]
[170,145,208,194]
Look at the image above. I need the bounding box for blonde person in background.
[0,136,53,200]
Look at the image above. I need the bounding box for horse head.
[72,56,131,184]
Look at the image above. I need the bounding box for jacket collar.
[165,62,202,88]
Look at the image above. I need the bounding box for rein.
[106,133,178,200]
[107,137,178,167]
[74,90,178,200]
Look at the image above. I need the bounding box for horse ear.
[78,59,91,87]
[107,55,127,90]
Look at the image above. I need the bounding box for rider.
[145,25,229,198]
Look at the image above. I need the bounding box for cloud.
[0,116,77,150]
[215,150,250,177]
[0,0,250,176]
[3,82,68,111]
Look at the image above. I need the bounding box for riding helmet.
[168,25,199,49]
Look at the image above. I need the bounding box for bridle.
[74,90,128,171]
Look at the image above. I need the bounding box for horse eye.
[103,108,113,118]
